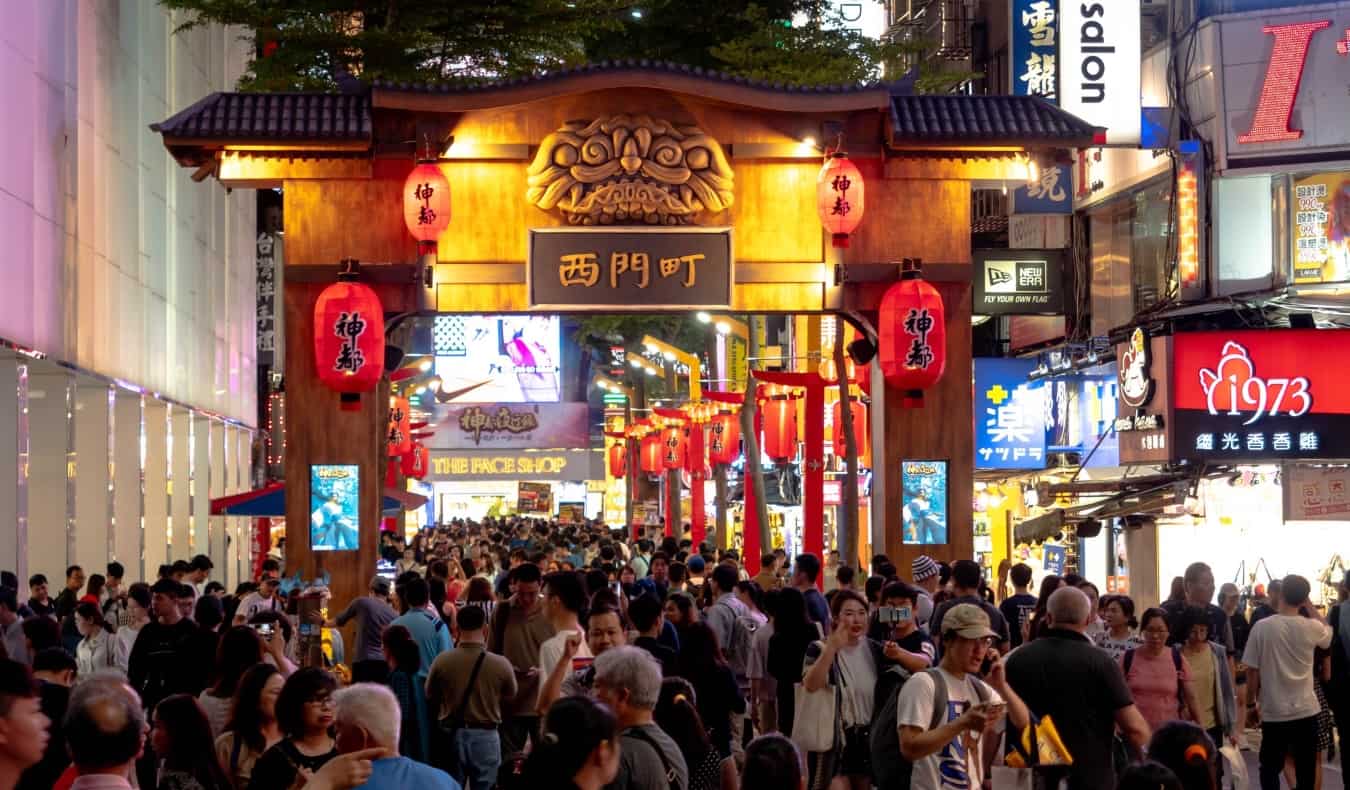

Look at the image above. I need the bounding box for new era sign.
[973,250,1066,315]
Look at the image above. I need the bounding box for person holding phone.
[867,582,935,673]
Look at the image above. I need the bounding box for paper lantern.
[387,397,412,457]
[402,442,429,479]
[608,443,627,478]
[683,425,706,475]
[762,397,798,462]
[709,413,741,465]
[878,271,947,407]
[640,434,663,474]
[403,163,451,249]
[817,153,865,248]
[314,281,385,410]
[661,426,687,470]
[832,400,868,459]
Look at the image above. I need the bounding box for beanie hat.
[912,555,940,582]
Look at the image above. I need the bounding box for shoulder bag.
[791,640,839,753]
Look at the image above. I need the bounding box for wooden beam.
[218,153,372,186]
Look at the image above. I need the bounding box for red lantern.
[762,397,798,461]
[387,397,412,457]
[640,434,663,474]
[817,153,865,248]
[708,413,741,465]
[879,271,947,407]
[314,280,385,410]
[832,400,868,458]
[402,441,429,479]
[683,425,706,475]
[608,443,627,478]
[403,163,451,251]
[661,426,687,470]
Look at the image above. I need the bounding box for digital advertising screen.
[901,460,949,545]
[310,464,359,551]
[433,315,561,403]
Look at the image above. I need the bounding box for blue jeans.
[455,727,501,790]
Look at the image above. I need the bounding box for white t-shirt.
[538,626,591,704]
[835,642,877,727]
[1242,613,1332,722]
[896,668,1005,790]
[237,592,282,621]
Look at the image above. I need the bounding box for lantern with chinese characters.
[816,153,865,248]
[832,400,868,458]
[640,434,663,474]
[387,397,412,457]
[762,397,798,462]
[403,163,451,253]
[878,270,947,407]
[661,426,687,470]
[608,442,627,478]
[708,413,741,465]
[314,279,386,410]
[402,442,429,479]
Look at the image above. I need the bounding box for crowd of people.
[0,519,1340,790]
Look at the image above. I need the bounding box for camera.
[877,606,911,624]
[253,622,275,639]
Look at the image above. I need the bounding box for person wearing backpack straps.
[1122,607,1202,734]
[893,603,1030,790]
[594,646,689,790]
[702,564,753,762]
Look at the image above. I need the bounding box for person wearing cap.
[233,577,283,626]
[896,603,1029,790]
[330,576,399,685]
[911,556,940,631]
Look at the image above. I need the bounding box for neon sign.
[1176,162,1200,288]
[1197,341,1312,425]
[1238,20,1331,144]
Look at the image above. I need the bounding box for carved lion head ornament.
[526,114,734,225]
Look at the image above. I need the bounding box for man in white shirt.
[1244,574,1333,790]
[897,604,1030,790]
[233,577,283,625]
[535,571,590,712]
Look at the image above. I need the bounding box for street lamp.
[640,335,701,400]
[592,374,635,401]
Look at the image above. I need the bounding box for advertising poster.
[1291,172,1350,284]
[901,460,949,545]
[1284,464,1350,522]
[310,465,359,551]
[433,315,562,402]
[1043,544,1067,575]
[973,250,1067,315]
[431,403,590,450]
[517,482,553,514]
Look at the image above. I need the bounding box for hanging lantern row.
[879,266,947,408]
[816,152,865,248]
[314,277,386,411]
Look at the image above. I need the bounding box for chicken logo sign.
[1172,330,1346,460]
[1196,342,1312,425]
[1118,327,1154,409]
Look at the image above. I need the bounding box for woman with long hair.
[1024,574,1063,643]
[461,576,496,623]
[677,621,746,759]
[445,559,469,604]
[655,677,739,790]
[742,734,805,790]
[247,667,339,790]
[520,696,621,790]
[153,694,232,790]
[74,601,125,678]
[198,626,266,738]
[1122,608,1202,734]
[767,587,817,735]
[216,664,285,790]
[382,623,430,762]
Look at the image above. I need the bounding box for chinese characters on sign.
[1291,172,1350,284]
[256,232,281,366]
[332,311,368,373]
[973,251,1066,315]
[413,181,439,227]
[975,359,1047,469]
[903,308,936,369]
[1013,165,1072,215]
[1283,465,1350,521]
[530,229,732,309]
[457,406,541,446]
[1011,0,1057,101]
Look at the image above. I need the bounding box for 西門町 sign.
[973,250,1066,315]
[529,228,732,310]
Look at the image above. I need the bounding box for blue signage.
[976,358,1048,469]
[1012,164,1072,214]
[1043,544,1067,575]
[1011,0,1057,101]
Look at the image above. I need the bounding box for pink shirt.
[1121,647,1192,733]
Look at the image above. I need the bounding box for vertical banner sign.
[1292,171,1350,284]
[256,232,282,368]
[1176,142,1205,295]
[975,358,1047,469]
[1060,1,1141,144]
[1011,0,1058,101]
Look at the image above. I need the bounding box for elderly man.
[592,646,688,790]
[334,683,460,789]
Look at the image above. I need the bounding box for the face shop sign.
[1060,1,1141,145]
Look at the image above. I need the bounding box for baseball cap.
[942,603,1000,640]
[370,576,391,596]
[912,555,939,582]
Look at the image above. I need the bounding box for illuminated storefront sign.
[973,250,1066,315]
[1173,330,1350,460]
[429,403,589,450]
[1176,142,1203,292]
[529,228,733,309]
[1011,0,1058,101]
[1115,328,1173,464]
[974,358,1047,469]
[1059,0,1140,145]
[1237,20,1330,145]
[429,449,602,481]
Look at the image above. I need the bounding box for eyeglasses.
[307,696,334,708]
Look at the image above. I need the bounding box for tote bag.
[791,641,837,753]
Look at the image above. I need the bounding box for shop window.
[1131,181,1173,315]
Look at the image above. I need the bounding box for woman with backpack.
[1123,607,1203,734]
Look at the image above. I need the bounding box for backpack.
[716,600,758,679]
[870,667,991,790]
[1123,645,1186,709]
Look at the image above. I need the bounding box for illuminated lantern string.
[313,279,385,410]
[878,269,947,407]
[816,153,865,248]
[1176,158,1200,289]
[608,443,627,478]
[387,397,412,458]
[832,400,868,459]
[403,162,452,254]
[762,397,798,462]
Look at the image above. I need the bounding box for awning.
[210,483,427,517]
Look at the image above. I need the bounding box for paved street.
[1238,730,1343,789]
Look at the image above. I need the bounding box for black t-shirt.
[1006,628,1134,790]
[127,618,203,710]
[1000,594,1038,648]
[247,739,338,790]
[931,595,1011,649]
